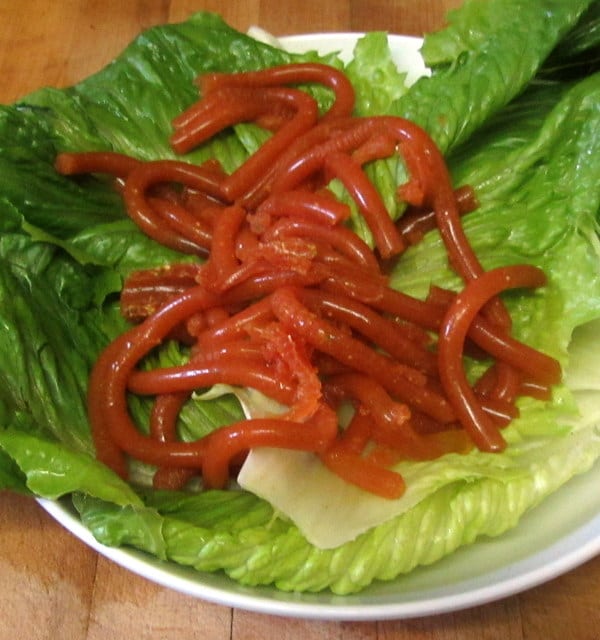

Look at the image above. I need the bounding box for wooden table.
[1,1,599,638]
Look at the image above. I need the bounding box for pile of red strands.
[55,62,562,499]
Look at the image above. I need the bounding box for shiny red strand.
[54,61,562,500]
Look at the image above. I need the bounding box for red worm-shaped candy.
[197,62,356,121]
[202,204,247,289]
[88,285,220,475]
[71,63,565,499]
[55,151,141,178]
[298,288,438,374]
[253,190,351,227]
[325,273,561,386]
[150,392,196,490]
[323,151,405,258]
[271,286,456,423]
[201,403,338,489]
[122,159,227,253]
[221,87,319,201]
[438,264,549,452]
[127,355,296,404]
[263,217,380,272]
[319,445,406,499]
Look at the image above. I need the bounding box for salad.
[1,0,599,596]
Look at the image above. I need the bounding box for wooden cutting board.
[1,2,598,638]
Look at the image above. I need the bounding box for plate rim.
[38,491,600,621]
[35,31,600,621]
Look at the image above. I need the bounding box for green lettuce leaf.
[0,428,141,504]
[539,1,600,81]
[344,32,410,115]
[396,0,595,153]
[391,70,600,353]
[0,236,116,454]
[0,13,343,276]
[73,378,600,593]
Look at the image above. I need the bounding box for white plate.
[38,33,600,621]
[38,459,600,620]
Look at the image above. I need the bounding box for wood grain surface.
[1,1,599,638]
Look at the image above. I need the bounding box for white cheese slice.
[237,448,421,549]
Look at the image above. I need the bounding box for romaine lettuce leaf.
[396,0,595,153]
[344,32,410,115]
[0,14,341,275]
[391,70,600,352]
[74,365,600,593]
[539,1,600,81]
[0,236,116,454]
